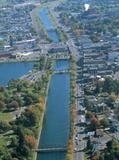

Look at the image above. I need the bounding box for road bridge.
[35,147,67,153]
[54,70,69,74]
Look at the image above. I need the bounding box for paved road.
[73,83,86,159]
[74,152,84,160]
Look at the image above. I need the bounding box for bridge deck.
[54,70,69,74]
[34,147,67,153]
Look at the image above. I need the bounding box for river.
[39,8,60,43]
[37,60,70,160]
[0,62,33,86]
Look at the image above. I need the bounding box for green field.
[0,112,13,122]
[0,137,7,147]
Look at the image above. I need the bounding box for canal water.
[37,60,70,160]
[55,59,69,71]
[0,62,33,86]
[0,34,5,40]
[39,8,60,43]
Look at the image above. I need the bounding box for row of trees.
[67,56,76,160]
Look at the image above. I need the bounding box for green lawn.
[0,134,16,148]
[0,137,7,147]
[0,112,13,122]
[0,135,10,147]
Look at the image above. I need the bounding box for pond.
[0,62,33,86]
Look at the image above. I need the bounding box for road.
[73,82,86,160]
[74,152,84,160]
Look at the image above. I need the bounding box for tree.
[86,111,93,119]
[15,126,30,157]
[92,155,99,160]
[13,96,23,107]
[104,152,111,160]
[100,118,109,128]
[84,97,92,111]
[0,86,5,92]
[99,154,105,160]
[107,140,113,151]
[90,116,100,130]
[94,81,103,94]
[16,144,30,157]
[39,97,45,112]
[87,137,93,150]
[103,78,115,94]
[7,101,19,111]
[19,107,38,127]
[25,135,36,149]
[0,146,12,160]
[115,81,119,96]
[23,128,34,136]
[10,137,18,148]
[24,96,33,106]
[109,93,117,102]
[0,100,5,111]
[0,121,11,133]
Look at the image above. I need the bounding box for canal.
[54,59,69,71]
[37,60,70,160]
[0,62,33,86]
[39,7,60,43]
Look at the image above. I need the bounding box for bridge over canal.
[34,145,67,153]
[35,147,67,153]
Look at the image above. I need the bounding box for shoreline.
[35,60,70,160]
[32,1,65,43]
[66,56,77,160]
[33,74,52,160]
[0,59,37,64]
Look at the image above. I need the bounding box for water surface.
[0,62,33,86]
[39,8,59,43]
[37,60,70,160]
[55,59,69,71]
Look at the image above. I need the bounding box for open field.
[0,112,13,122]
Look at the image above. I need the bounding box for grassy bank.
[32,2,66,43]
[47,5,67,42]
[0,59,38,64]
[33,73,52,160]
[66,56,77,160]
[33,7,51,42]
[48,9,67,42]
